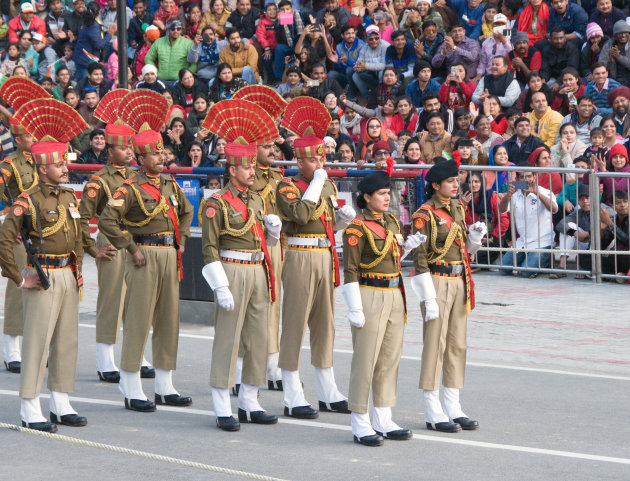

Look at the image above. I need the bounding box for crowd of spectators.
[0,0,629,278]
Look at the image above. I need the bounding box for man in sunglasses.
[144,19,195,86]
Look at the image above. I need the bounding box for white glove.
[334,204,356,230]
[214,286,235,311]
[341,282,365,328]
[402,232,427,257]
[410,272,439,322]
[302,168,327,203]
[264,214,282,246]
[466,221,487,254]
[202,261,234,311]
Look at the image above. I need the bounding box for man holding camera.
[187,26,228,82]
[351,25,389,100]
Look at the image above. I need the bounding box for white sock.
[351,412,376,438]
[20,397,46,423]
[3,335,21,363]
[372,406,401,433]
[119,370,147,400]
[49,392,77,416]
[234,357,243,385]
[281,370,309,408]
[154,368,179,396]
[237,383,264,412]
[423,390,449,424]
[266,352,281,382]
[442,387,467,419]
[314,367,346,405]
[211,387,232,417]
[95,343,118,373]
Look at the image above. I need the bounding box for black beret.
[357,171,390,195]
[425,160,459,183]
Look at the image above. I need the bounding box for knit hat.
[323,136,336,147]
[372,140,391,153]
[141,64,158,77]
[144,25,160,42]
[608,143,629,165]
[586,22,603,40]
[607,85,630,105]
[613,19,630,36]
[512,31,529,45]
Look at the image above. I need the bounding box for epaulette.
[85,182,101,189]
[281,177,292,183]
[412,211,430,221]
[211,192,221,200]
[278,184,299,194]
[13,199,29,209]
[2,157,12,164]
[90,174,101,181]
[112,186,128,199]
[1,167,12,177]
[351,218,364,226]
[344,227,363,237]
[123,179,133,185]
[18,191,29,199]
[420,204,431,211]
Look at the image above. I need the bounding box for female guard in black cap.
[340,170,426,446]
[409,159,487,433]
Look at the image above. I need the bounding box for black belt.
[358,275,401,288]
[429,263,464,276]
[31,254,71,268]
[134,233,175,246]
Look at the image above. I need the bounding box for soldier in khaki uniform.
[233,142,285,394]
[98,129,193,413]
[0,140,86,432]
[202,138,282,431]
[341,171,426,446]
[0,117,37,373]
[79,124,155,383]
[276,133,356,419]
[410,160,486,433]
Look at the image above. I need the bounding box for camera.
[306,80,320,87]
[202,33,211,43]
[312,26,320,32]
[326,152,342,161]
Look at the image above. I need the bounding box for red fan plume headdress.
[117,89,168,132]
[202,99,278,145]
[0,77,50,110]
[280,97,331,139]
[94,88,130,124]
[14,98,88,142]
[232,85,288,120]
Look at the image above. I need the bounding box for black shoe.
[453,417,479,430]
[426,421,461,433]
[22,421,57,433]
[97,371,120,383]
[376,428,413,440]
[140,366,155,378]
[283,405,318,419]
[318,400,350,414]
[267,380,283,391]
[238,408,278,424]
[50,412,87,427]
[353,434,384,447]
[154,393,192,407]
[231,384,240,396]
[124,398,156,412]
[4,361,20,373]
[216,416,240,431]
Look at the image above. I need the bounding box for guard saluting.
[341,167,426,446]
[201,100,282,431]
[0,98,89,432]
[98,126,193,413]
[276,97,356,419]
[410,159,486,433]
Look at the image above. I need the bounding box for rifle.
[0,169,51,290]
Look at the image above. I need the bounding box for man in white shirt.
[498,171,558,278]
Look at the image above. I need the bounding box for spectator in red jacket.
[508,31,542,87]
[8,3,46,44]
[256,3,278,80]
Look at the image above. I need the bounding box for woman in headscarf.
[527,146,563,195]
[355,117,396,160]
[584,142,630,205]
[516,0,549,47]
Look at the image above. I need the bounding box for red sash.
[293,179,340,287]
[222,189,276,302]
[139,182,184,281]
[422,204,475,312]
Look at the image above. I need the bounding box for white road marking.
[0,389,628,466]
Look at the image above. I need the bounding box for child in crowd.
[584,127,606,160]
[480,3,498,40]
[0,43,28,76]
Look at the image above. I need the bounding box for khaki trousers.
[237,241,282,357]
[120,246,179,372]
[278,249,335,371]
[95,232,127,344]
[348,287,405,414]
[420,277,468,391]
[20,268,79,398]
[210,262,269,388]
[3,242,26,336]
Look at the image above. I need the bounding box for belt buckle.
[452,265,463,275]
[317,237,329,248]
[251,252,263,263]
[166,234,174,244]
[388,277,399,288]
[60,258,68,268]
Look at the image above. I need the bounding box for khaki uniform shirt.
[276,173,339,236]
[201,182,267,264]
[79,165,135,257]
[0,150,38,202]
[343,210,403,284]
[253,165,283,216]
[0,183,83,285]
[98,171,193,255]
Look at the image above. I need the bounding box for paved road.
[1,258,629,480]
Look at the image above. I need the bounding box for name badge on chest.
[68,205,81,219]
[170,194,178,208]
[395,233,404,246]
[330,195,338,208]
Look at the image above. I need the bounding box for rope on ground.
[0,422,291,481]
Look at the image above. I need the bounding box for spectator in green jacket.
[144,19,195,85]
